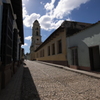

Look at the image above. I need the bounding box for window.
[37,53,38,58]
[40,50,44,57]
[48,46,50,56]
[36,27,38,30]
[57,40,62,54]
[1,4,13,64]
[36,31,38,36]
[36,46,38,49]
[43,49,44,57]
[71,48,78,65]
[52,43,55,55]
[40,51,42,57]
[37,39,39,43]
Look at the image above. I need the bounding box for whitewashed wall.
[67,22,100,67]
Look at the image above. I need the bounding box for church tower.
[30,20,42,60]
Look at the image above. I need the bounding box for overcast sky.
[22,0,100,54]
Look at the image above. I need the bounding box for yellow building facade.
[34,20,91,66]
[35,22,68,66]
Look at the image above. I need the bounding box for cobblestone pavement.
[21,60,100,100]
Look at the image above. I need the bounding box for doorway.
[89,46,100,71]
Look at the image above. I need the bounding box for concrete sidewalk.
[37,61,100,79]
[0,65,23,100]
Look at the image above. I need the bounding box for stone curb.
[37,61,100,79]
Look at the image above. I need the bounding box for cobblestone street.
[21,60,100,100]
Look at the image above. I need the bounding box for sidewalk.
[0,65,23,100]
[37,61,100,79]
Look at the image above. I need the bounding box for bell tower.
[30,20,42,60]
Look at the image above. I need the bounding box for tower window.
[36,27,38,30]
[36,31,38,36]
[37,39,39,42]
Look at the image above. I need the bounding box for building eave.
[67,21,100,37]
[11,0,24,44]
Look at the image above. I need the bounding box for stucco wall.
[35,29,67,62]
[0,1,3,58]
[67,23,100,68]
[0,6,2,91]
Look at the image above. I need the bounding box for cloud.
[23,6,28,18]
[25,36,32,41]
[23,0,30,2]
[50,20,64,29]
[40,2,45,5]
[53,0,90,19]
[44,0,55,11]
[23,0,90,30]
[23,13,40,27]
[39,15,65,30]
[22,3,40,27]
[66,18,71,21]
[22,3,25,6]
[22,43,28,47]
[39,15,52,30]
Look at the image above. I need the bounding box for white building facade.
[67,22,100,71]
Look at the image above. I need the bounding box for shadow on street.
[21,67,40,100]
